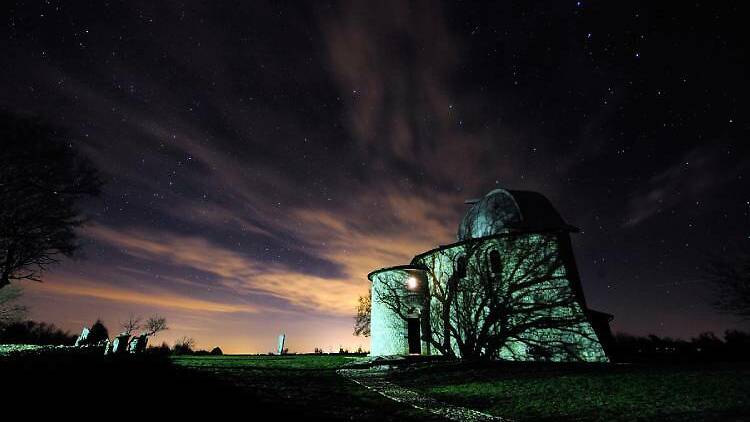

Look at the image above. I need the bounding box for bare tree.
[705,244,750,320]
[120,313,142,335]
[173,336,195,355]
[144,314,168,336]
[375,233,598,360]
[0,112,101,289]
[353,292,371,337]
[0,285,27,328]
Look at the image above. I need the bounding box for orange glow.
[21,189,465,353]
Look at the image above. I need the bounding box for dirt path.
[338,368,507,422]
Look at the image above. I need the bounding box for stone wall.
[370,268,427,356]
[412,232,608,362]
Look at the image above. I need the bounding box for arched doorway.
[407,314,421,355]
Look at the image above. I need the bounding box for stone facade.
[368,189,612,362]
[370,266,429,356]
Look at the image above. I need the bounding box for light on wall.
[406,276,418,290]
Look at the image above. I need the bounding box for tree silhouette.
[88,319,109,343]
[144,314,168,336]
[0,111,101,289]
[173,336,195,355]
[120,313,142,335]
[353,292,371,337]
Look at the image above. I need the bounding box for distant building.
[368,189,613,361]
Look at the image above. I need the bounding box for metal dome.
[457,189,577,240]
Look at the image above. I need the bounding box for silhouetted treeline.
[143,340,223,356]
[611,330,750,363]
[0,321,76,345]
[189,347,224,356]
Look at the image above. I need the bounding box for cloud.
[81,184,466,317]
[622,145,740,227]
[84,224,363,316]
[322,1,489,186]
[28,278,259,314]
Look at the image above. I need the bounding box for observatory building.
[368,189,613,361]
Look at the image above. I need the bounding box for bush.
[146,342,172,356]
[172,336,196,355]
[724,329,750,360]
[210,347,223,355]
[611,330,750,363]
[88,319,109,343]
[0,320,76,345]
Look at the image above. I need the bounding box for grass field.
[2,352,748,420]
[172,353,353,370]
[0,352,436,420]
[387,361,750,421]
[170,354,441,420]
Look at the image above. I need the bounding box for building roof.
[457,188,578,241]
[367,264,427,281]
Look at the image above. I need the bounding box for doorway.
[407,317,421,355]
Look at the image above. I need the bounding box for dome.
[457,189,577,240]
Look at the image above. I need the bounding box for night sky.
[2,1,748,353]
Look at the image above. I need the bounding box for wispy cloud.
[82,185,461,317]
[623,145,742,227]
[28,277,260,314]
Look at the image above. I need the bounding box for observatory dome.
[457,189,576,241]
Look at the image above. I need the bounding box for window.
[454,254,467,278]
[489,249,502,275]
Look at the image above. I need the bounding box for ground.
[171,354,442,420]
[387,360,750,421]
[1,352,748,420]
[0,351,438,420]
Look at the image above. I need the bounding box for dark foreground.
[2,353,748,421]
[387,360,750,422]
[1,352,437,420]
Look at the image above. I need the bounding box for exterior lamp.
[406,276,418,290]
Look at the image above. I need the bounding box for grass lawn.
[172,353,353,370]
[4,351,748,421]
[170,354,442,420]
[0,352,438,420]
[388,361,750,421]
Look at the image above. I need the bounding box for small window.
[454,255,467,278]
[489,250,502,274]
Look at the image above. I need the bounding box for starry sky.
[2,1,749,353]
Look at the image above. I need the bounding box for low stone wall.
[0,343,104,356]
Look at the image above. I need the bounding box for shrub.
[611,330,750,363]
[146,342,172,356]
[0,320,76,345]
[88,319,109,343]
[172,336,196,355]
